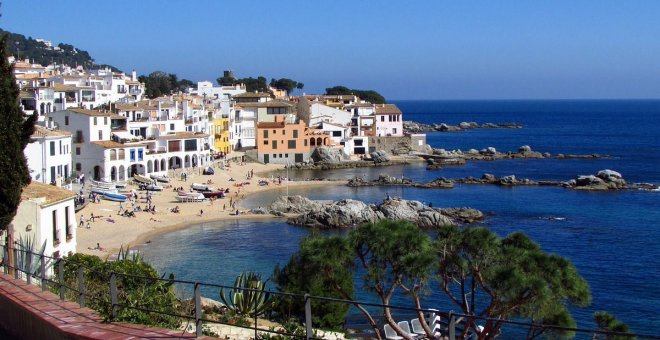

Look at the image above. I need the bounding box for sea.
[142,100,660,336]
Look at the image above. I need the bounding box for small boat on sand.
[133,174,152,184]
[202,191,225,198]
[91,186,118,195]
[103,192,129,202]
[145,183,164,191]
[150,174,170,183]
[175,192,205,202]
[191,183,212,191]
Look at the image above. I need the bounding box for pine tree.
[0,34,38,231]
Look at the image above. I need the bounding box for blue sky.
[2,1,660,100]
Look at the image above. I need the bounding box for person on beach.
[79,216,84,228]
[86,221,91,229]
[223,203,226,211]
[200,209,204,217]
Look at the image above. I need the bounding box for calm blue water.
[143,100,660,335]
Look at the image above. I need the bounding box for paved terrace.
[0,273,213,340]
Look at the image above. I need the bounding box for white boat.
[133,174,152,184]
[114,181,128,189]
[175,192,205,202]
[150,174,170,183]
[191,183,212,191]
[90,186,118,195]
[145,184,164,191]
[103,192,129,202]
[89,179,116,189]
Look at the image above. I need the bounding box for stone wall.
[368,134,428,155]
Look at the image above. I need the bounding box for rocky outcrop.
[291,158,410,170]
[311,146,345,163]
[347,174,413,187]
[419,146,608,166]
[568,169,627,190]
[268,195,483,229]
[404,121,523,133]
[370,150,391,163]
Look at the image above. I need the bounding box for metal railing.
[1,244,657,340]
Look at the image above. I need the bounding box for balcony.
[73,136,85,143]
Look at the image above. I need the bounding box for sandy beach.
[76,160,335,257]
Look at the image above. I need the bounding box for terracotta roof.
[32,125,72,138]
[115,102,157,111]
[237,101,293,108]
[91,141,125,149]
[22,182,75,206]
[66,108,125,118]
[374,104,402,115]
[160,132,209,140]
[257,121,286,129]
[53,84,93,92]
[233,92,271,98]
[345,103,374,108]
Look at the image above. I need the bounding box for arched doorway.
[110,166,117,181]
[131,164,146,176]
[154,159,160,172]
[147,160,153,173]
[169,156,182,170]
[184,155,191,168]
[160,159,167,172]
[316,137,322,146]
[118,165,125,180]
[310,138,316,146]
[93,166,102,181]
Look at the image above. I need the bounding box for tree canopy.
[138,71,193,98]
[325,86,386,104]
[276,221,593,340]
[269,78,304,95]
[0,34,37,232]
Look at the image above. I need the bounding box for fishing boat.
[103,192,129,202]
[89,179,116,189]
[133,174,152,184]
[202,190,225,198]
[175,192,206,202]
[191,183,212,191]
[90,186,118,195]
[150,174,170,183]
[114,181,128,189]
[145,183,164,191]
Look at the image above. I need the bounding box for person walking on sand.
[79,215,84,228]
[200,209,204,217]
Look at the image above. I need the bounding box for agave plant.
[14,235,49,281]
[219,272,272,317]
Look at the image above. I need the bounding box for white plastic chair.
[384,324,404,340]
[411,318,427,336]
[397,321,421,339]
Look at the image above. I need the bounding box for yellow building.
[213,116,231,154]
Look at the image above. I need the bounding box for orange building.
[256,116,333,164]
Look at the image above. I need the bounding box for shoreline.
[75,159,344,257]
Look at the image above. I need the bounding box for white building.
[374,104,403,137]
[25,125,73,188]
[308,102,352,127]
[8,182,77,265]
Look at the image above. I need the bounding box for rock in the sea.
[311,146,344,163]
[370,150,390,163]
[481,173,496,182]
[519,145,532,153]
[575,175,605,187]
[271,195,482,228]
[498,175,518,186]
[249,207,269,215]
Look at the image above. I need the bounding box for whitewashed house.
[374,104,403,137]
[24,125,73,188]
[8,182,77,265]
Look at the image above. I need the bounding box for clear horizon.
[2,1,660,100]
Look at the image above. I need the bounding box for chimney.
[131,70,137,81]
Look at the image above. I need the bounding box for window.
[263,140,269,145]
[170,124,175,130]
[267,107,287,115]
[293,130,298,138]
[287,140,296,149]
[138,149,143,161]
[65,207,71,239]
[75,163,81,171]
[263,130,268,138]
[94,117,97,125]
[333,131,342,137]
[272,140,277,149]
[75,130,83,143]
[52,210,59,244]
[279,154,283,158]
[380,116,385,122]
[272,129,276,134]
[273,154,277,159]
[50,141,55,156]
[76,147,80,155]
[59,141,62,154]
[104,117,108,125]
[285,154,289,158]
[65,116,69,125]
[304,140,307,146]
[282,130,286,136]
[393,128,397,134]
[130,149,136,161]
